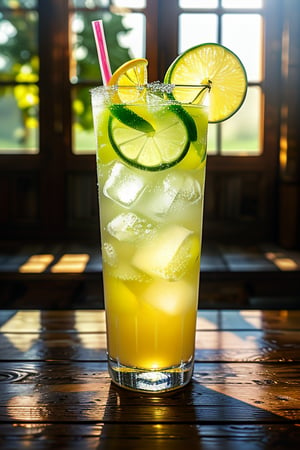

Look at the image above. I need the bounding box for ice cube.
[102,238,149,281]
[141,278,196,315]
[138,172,201,220]
[103,162,145,207]
[132,224,200,281]
[177,175,202,203]
[102,242,117,267]
[138,173,183,220]
[107,212,154,242]
[108,261,148,281]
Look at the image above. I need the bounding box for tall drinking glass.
[91,84,209,392]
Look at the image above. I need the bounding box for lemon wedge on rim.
[108,58,148,103]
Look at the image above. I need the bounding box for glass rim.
[90,83,210,107]
[91,83,211,92]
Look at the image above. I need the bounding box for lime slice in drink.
[108,58,148,103]
[168,104,197,141]
[110,104,154,134]
[164,43,247,123]
[108,106,191,171]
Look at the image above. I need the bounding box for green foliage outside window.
[72,12,131,133]
[0,3,131,147]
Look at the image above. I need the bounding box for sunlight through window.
[19,254,54,273]
[265,252,299,271]
[0,311,41,352]
[50,253,90,273]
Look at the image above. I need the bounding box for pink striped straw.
[92,20,112,85]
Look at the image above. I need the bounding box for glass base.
[108,356,194,393]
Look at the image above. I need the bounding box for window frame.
[0,0,285,242]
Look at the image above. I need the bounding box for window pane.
[0,11,38,82]
[179,0,218,7]
[70,0,109,7]
[0,85,39,154]
[70,11,132,82]
[207,124,218,155]
[112,0,146,7]
[221,87,261,155]
[179,14,217,53]
[72,86,95,154]
[222,0,263,8]
[222,14,263,81]
[70,12,100,83]
[117,13,145,58]
[0,0,37,7]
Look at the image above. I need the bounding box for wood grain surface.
[0,309,300,449]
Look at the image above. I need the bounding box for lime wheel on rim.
[164,43,247,123]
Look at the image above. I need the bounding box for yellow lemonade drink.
[91,84,208,391]
[91,42,247,392]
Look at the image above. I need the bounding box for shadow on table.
[96,380,300,450]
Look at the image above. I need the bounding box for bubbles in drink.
[107,212,154,242]
[102,242,117,267]
[109,260,147,281]
[177,175,202,203]
[103,162,146,207]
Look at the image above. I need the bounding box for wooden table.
[0,309,300,449]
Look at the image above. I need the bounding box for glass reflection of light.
[0,311,41,352]
[50,253,90,273]
[19,254,54,273]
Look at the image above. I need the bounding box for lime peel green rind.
[109,104,154,133]
[168,104,197,141]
